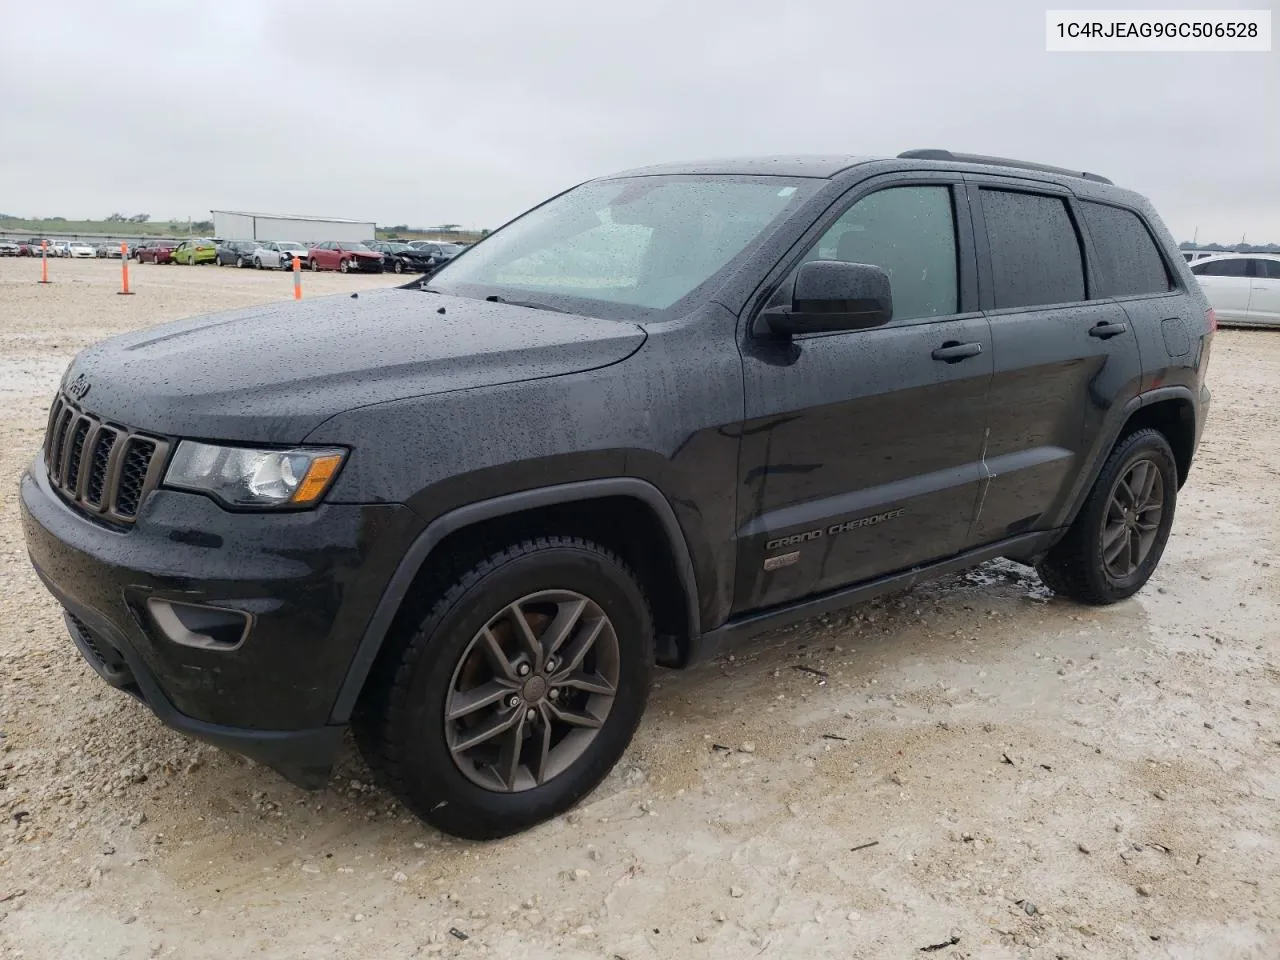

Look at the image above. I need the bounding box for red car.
[134,241,179,264]
[307,240,384,274]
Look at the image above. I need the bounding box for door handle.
[1089,321,1128,339]
[931,341,983,363]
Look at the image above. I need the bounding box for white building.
[211,210,375,244]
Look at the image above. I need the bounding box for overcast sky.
[1,1,1276,242]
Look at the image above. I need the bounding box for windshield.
[341,242,371,252]
[278,242,304,250]
[428,175,815,315]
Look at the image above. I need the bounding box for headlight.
[164,441,346,508]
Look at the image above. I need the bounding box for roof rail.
[897,149,1114,185]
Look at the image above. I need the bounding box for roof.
[601,151,1119,187]
[602,156,878,179]
[209,210,374,225]
[1190,252,1280,260]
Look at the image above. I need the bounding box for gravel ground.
[1,258,1277,959]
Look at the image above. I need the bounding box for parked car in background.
[1191,254,1280,328]
[49,241,70,257]
[216,239,263,268]
[17,242,37,256]
[0,240,19,256]
[307,240,384,273]
[369,241,433,274]
[407,241,463,270]
[68,242,96,259]
[171,239,217,265]
[253,241,309,271]
[94,243,123,258]
[135,241,179,264]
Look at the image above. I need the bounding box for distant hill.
[0,216,485,244]
[1180,241,1280,254]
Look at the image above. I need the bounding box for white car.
[67,242,96,258]
[253,241,309,270]
[1190,254,1280,329]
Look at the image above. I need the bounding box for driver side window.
[792,185,959,323]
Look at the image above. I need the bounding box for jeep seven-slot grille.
[43,394,169,525]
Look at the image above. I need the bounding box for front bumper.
[20,452,422,786]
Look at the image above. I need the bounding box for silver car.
[253,241,309,270]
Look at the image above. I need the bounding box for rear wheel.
[310,257,320,272]
[1036,428,1178,604]
[354,537,654,840]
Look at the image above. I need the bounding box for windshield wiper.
[483,294,568,314]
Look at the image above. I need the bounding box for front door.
[1191,257,1254,324]
[735,179,992,612]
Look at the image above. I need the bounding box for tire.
[353,536,654,840]
[254,257,262,269]
[393,260,403,274]
[1036,428,1178,605]
[236,256,245,268]
[339,258,350,274]
[310,257,320,272]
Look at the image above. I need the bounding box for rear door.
[963,179,1142,547]
[1248,259,1280,325]
[735,175,993,611]
[1191,257,1254,323]
[1074,199,1186,393]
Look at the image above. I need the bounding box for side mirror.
[759,260,893,336]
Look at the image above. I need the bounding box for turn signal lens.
[291,454,345,505]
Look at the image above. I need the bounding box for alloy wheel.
[444,589,620,793]
[1102,458,1164,579]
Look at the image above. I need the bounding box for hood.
[63,288,646,443]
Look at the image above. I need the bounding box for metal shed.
[210,210,376,244]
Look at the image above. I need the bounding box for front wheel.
[354,537,654,840]
[236,255,245,268]
[254,258,262,269]
[393,260,403,274]
[339,258,350,274]
[1036,428,1179,605]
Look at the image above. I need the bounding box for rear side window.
[1079,201,1172,296]
[1191,258,1251,277]
[981,189,1085,309]
[1259,260,1280,280]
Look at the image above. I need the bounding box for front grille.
[43,393,169,525]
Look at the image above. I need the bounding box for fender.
[1048,384,1199,532]
[328,478,700,723]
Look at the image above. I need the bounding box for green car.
[170,238,217,265]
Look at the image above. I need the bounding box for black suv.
[21,150,1213,839]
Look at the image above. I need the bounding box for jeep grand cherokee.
[21,149,1212,838]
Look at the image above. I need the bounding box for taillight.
[1206,307,1218,333]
